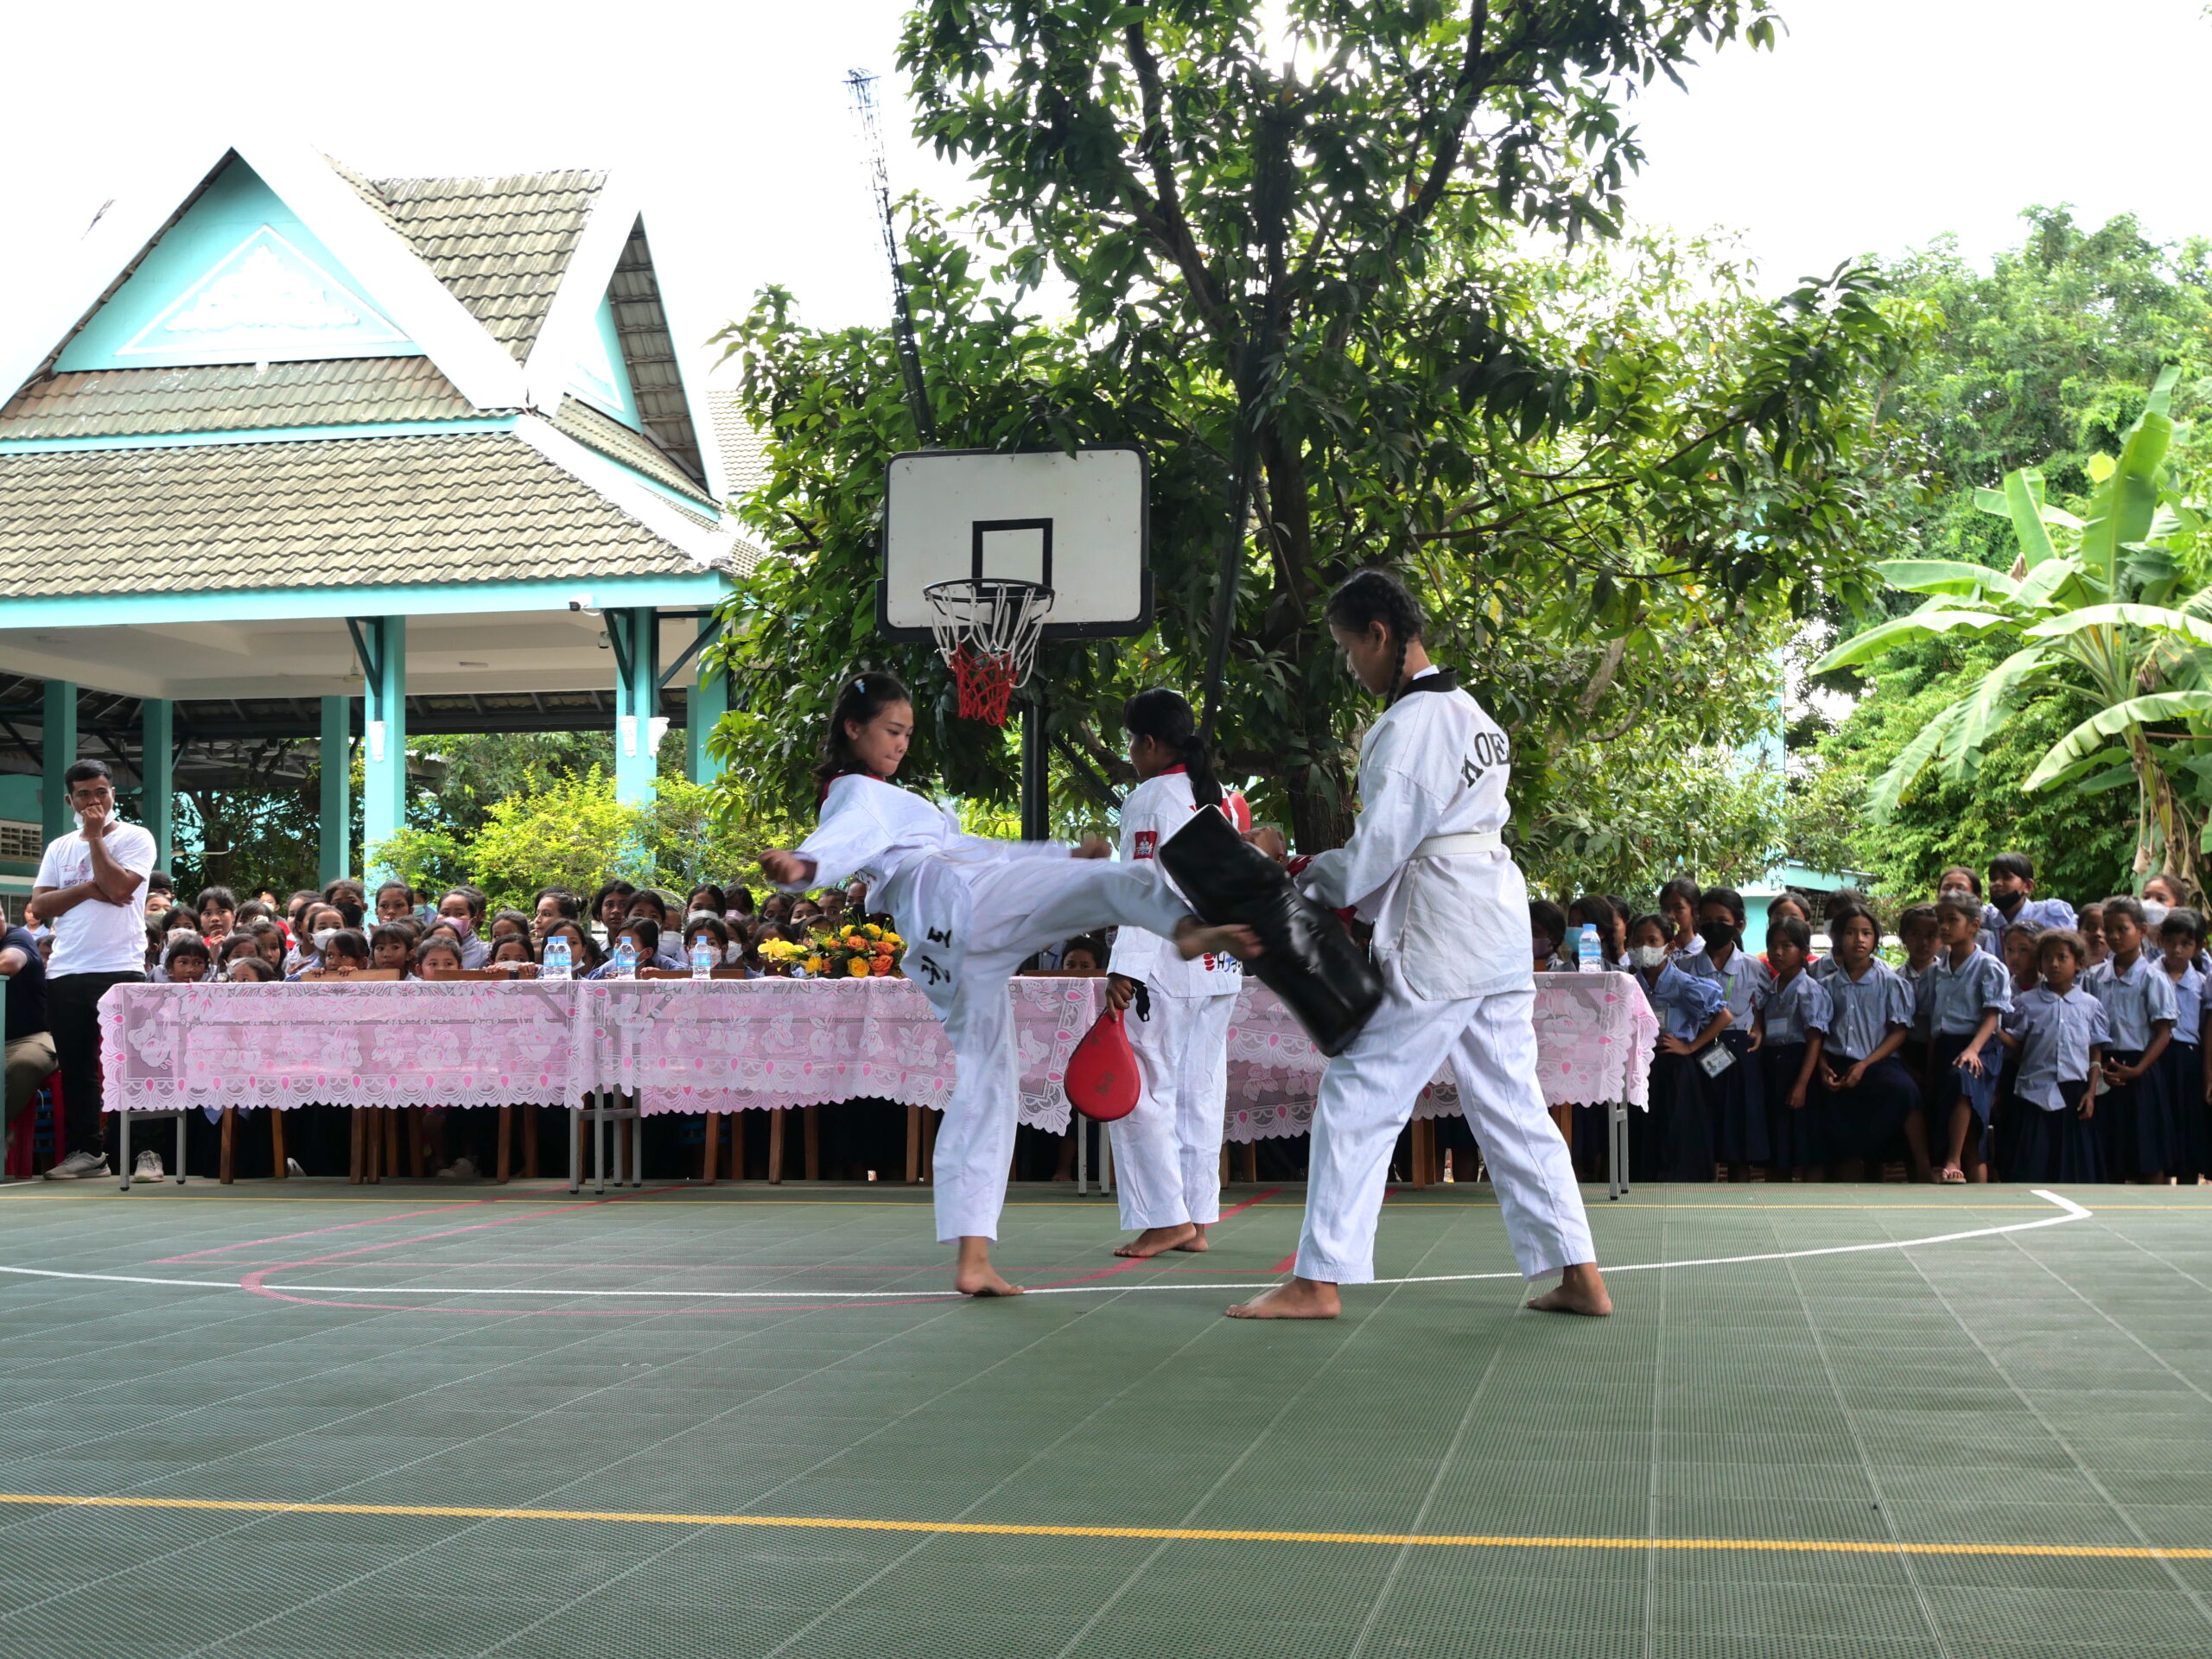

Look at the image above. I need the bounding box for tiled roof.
[553,396,715,512]
[611,220,708,484]
[0,431,714,598]
[709,389,772,499]
[355,171,606,361]
[0,359,480,441]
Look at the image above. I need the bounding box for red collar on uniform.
[1158,765,1187,776]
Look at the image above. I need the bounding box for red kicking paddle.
[1065,1007,1141,1122]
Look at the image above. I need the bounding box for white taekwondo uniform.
[1104,769,1250,1232]
[787,772,1193,1243]
[1293,668,1595,1285]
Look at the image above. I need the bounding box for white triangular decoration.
[117,225,408,359]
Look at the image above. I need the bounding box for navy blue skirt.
[2001,1081,2104,1184]
[1706,1029,1769,1165]
[1823,1054,1920,1162]
[1630,1050,1716,1181]
[2156,1040,2207,1180]
[2095,1049,2176,1178]
[1762,1041,1825,1168]
[1929,1031,2001,1128]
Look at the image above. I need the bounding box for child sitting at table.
[160,935,212,984]
[217,931,263,977]
[369,924,414,974]
[487,933,535,969]
[682,914,739,970]
[225,956,279,984]
[292,930,370,979]
[588,919,659,977]
[1058,937,1105,975]
[414,938,465,976]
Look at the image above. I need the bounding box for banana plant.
[1813,368,2212,890]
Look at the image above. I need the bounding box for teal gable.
[567,289,640,429]
[57,157,419,371]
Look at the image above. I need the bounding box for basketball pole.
[1020,682,1049,842]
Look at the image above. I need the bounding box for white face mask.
[312,928,338,950]
[1629,944,1668,969]
[2142,900,2170,927]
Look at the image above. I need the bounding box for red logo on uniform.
[1133,831,1158,860]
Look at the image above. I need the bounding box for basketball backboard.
[880,446,1149,642]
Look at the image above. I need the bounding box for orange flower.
[869,957,893,976]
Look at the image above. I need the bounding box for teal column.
[359,618,407,879]
[318,695,350,887]
[612,607,660,808]
[40,680,77,845]
[686,639,727,785]
[140,699,174,871]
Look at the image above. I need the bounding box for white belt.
[1411,830,1501,857]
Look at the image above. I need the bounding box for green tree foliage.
[712,0,1914,863]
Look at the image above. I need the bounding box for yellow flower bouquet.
[754,938,808,977]
[806,920,905,979]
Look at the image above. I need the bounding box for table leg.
[118,1112,130,1193]
[175,1112,186,1185]
[905,1107,921,1184]
[408,1110,426,1179]
[567,1108,582,1196]
[381,1109,399,1181]
[803,1107,820,1181]
[497,1108,512,1185]
[921,1109,938,1183]
[349,1110,365,1184]
[219,1108,235,1185]
[524,1106,540,1179]
[702,1114,720,1185]
[270,1110,286,1180]
[1410,1119,1433,1189]
[767,1109,785,1185]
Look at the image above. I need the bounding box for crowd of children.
[1548,857,2209,1185]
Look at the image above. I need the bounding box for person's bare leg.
[1942,1100,1974,1179]
[1115,1224,1197,1259]
[1226,1276,1340,1319]
[1526,1262,1612,1316]
[1902,1109,1935,1181]
[1175,1222,1210,1252]
[953,1236,1022,1297]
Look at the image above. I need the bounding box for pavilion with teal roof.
[0,137,755,904]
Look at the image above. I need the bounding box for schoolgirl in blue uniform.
[1757,916,1830,1177]
[1924,894,2012,1185]
[1658,876,1702,961]
[1681,886,1770,1178]
[1625,912,1728,1181]
[1996,920,2047,1173]
[2083,895,2177,1184]
[2153,907,2209,1181]
[1893,904,1941,1089]
[1815,902,1920,1180]
[1996,928,2106,1183]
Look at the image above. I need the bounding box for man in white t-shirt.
[28,760,157,1180]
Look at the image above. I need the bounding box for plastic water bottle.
[612,938,638,980]
[543,936,572,981]
[690,938,715,981]
[1577,923,1603,974]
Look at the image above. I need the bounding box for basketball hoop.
[924,577,1052,728]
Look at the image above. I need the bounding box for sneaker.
[131,1151,165,1185]
[435,1157,480,1182]
[42,1150,110,1181]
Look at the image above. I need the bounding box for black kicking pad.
[1157,806,1384,1057]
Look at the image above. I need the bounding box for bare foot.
[1115,1224,1197,1258]
[1174,919,1263,961]
[953,1237,1024,1298]
[1526,1262,1611,1316]
[1226,1276,1340,1319]
[1174,1225,1210,1253]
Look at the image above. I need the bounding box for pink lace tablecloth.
[1222,971,1659,1144]
[572,976,1103,1128]
[98,980,581,1113]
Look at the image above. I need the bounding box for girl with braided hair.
[759,671,1261,1298]
[1229,569,1611,1319]
[1102,689,1255,1258]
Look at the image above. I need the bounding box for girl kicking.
[1103,690,1250,1259]
[1227,570,1610,1320]
[759,673,1259,1297]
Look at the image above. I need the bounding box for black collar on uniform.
[1396,668,1459,696]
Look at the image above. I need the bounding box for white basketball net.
[923,578,1054,726]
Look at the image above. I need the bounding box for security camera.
[568,593,600,616]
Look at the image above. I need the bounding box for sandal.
[1939,1166,1967,1185]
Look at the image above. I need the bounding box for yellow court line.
[0,1493,2199,1560]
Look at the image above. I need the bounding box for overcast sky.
[3,0,2209,391]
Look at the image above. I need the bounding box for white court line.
[0,1192,2094,1300]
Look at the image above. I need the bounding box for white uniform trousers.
[1294,972,1593,1285]
[911,856,1191,1243]
[1109,988,1236,1230]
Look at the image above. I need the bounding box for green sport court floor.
[0,1179,2206,1659]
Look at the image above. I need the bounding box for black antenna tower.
[847,68,936,446]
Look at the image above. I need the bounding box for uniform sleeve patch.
[1133,830,1157,860]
